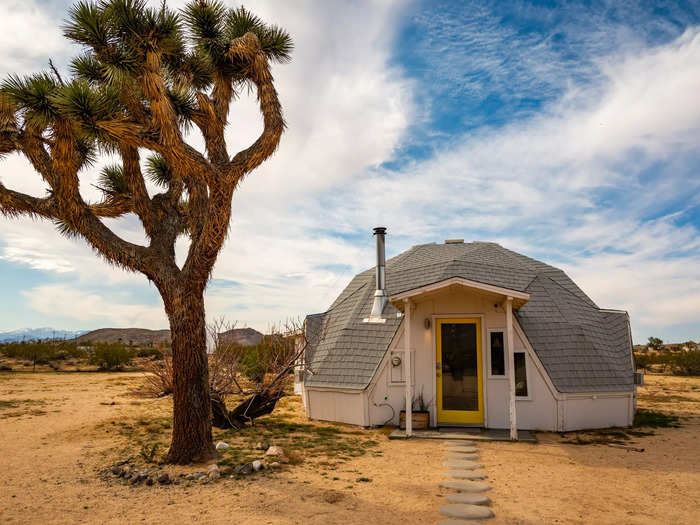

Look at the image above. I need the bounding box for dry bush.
[142,343,174,397]
[141,318,310,420]
[208,318,246,396]
[212,318,311,429]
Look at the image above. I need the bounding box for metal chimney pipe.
[368,227,388,320]
[374,226,387,292]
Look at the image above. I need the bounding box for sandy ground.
[0,372,698,524]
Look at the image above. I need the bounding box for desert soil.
[0,372,698,524]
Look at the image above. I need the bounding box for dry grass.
[101,390,380,471]
[0,371,698,524]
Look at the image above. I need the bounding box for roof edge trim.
[389,276,531,303]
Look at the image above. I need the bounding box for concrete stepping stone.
[445,493,491,505]
[437,521,483,525]
[443,460,483,470]
[445,453,478,460]
[440,480,491,493]
[445,446,478,454]
[439,504,494,519]
[446,470,487,480]
[444,440,476,447]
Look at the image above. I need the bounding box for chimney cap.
[373,226,387,235]
[445,238,464,244]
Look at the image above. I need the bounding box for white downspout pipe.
[506,296,518,440]
[404,298,413,437]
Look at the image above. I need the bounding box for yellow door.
[436,318,484,425]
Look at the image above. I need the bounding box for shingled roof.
[304,242,634,393]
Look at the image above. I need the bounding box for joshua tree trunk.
[165,290,216,463]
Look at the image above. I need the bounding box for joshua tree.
[0,0,292,463]
[647,336,664,351]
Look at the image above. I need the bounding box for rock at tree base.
[255,442,270,451]
[252,460,263,471]
[207,464,220,480]
[265,445,285,457]
[157,473,171,485]
[215,441,230,451]
[235,463,254,475]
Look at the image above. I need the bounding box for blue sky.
[0,0,698,344]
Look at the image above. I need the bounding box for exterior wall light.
[424,318,431,330]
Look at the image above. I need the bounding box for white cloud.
[22,284,166,327]
[0,0,70,76]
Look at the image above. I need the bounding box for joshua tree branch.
[228,34,284,179]
[0,184,58,219]
[193,92,228,166]
[142,51,183,148]
[120,144,157,236]
[180,33,284,288]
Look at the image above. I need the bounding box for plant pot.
[399,410,430,430]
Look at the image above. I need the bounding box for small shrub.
[669,350,700,376]
[89,343,133,370]
[135,346,161,358]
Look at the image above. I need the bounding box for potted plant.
[399,388,431,430]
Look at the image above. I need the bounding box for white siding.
[561,394,633,431]
[306,389,365,426]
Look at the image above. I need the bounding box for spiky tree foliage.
[0,0,292,464]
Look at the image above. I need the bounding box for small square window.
[490,331,505,376]
[514,352,528,397]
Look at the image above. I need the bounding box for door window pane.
[490,331,505,376]
[514,352,528,397]
[441,322,478,411]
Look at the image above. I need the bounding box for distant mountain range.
[0,328,88,343]
[1,326,264,347]
[76,328,171,346]
[219,327,264,347]
[76,327,263,347]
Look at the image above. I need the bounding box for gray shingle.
[305,242,634,393]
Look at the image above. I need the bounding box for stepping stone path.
[436,441,495,523]
[445,493,491,505]
[440,480,491,493]
[445,446,478,453]
[437,521,484,525]
[439,504,494,520]
[445,454,479,461]
[443,460,483,470]
[446,471,487,480]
